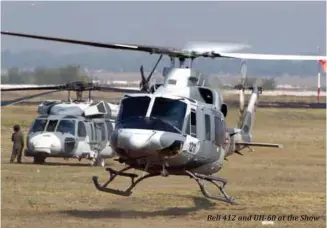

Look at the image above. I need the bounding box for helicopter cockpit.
[117,95,188,134]
[29,117,76,135]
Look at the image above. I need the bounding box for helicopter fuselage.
[24,100,119,165]
[110,92,228,175]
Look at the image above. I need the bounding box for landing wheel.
[33,154,46,164]
[94,155,105,167]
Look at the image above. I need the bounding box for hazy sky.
[1,1,326,55]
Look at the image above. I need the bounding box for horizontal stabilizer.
[236,142,283,148]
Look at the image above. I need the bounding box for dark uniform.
[10,124,25,163]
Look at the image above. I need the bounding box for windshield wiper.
[150,116,182,134]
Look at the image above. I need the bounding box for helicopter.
[1,80,144,166]
[1,31,326,204]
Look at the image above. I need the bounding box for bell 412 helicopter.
[1,31,326,204]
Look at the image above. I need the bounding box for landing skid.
[92,167,236,204]
[92,166,160,196]
[185,170,236,205]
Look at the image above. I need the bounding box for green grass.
[1,105,326,228]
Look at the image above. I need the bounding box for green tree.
[244,77,257,87]
[33,65,88,84]
[261,78,276,90]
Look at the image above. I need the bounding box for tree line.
[1,65,279,90]
[1,65,88,85]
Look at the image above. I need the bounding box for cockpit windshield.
[150,97,187,131]
[117,96,187,133]
[29,118,76,135]
[56,119,76,135]
[118,96,151,122]
[30,118,47,133]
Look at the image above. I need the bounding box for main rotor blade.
[218,52,327,61]
[1,90,61,106]
[1,31,182,56]
[1,85,65,91]
[3,31,325,61]
[97,85,143,93]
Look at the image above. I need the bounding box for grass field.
[1,105,326,228]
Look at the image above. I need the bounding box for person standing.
[10,124,25,163]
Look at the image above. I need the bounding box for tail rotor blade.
[237,60,247,128]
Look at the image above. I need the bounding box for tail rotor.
[236,60,247,128]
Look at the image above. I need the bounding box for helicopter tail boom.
[230,83,283,153]
[235,142,282,148]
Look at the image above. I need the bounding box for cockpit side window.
[56,119,76,135]
[30,118,47,133]
[46,120,58,132]
[77,121,87,137]
[150,97,187,131]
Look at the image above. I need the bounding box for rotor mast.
[169,56,195,69]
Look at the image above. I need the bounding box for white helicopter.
[1,31,326,204]
[1,81,139,166]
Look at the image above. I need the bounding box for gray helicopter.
[1,81,139,166]
[1,31,325,204]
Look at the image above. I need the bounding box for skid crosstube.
[92,167,160,196]
[185,170,236,204]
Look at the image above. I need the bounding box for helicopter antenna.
[139,54,163,92]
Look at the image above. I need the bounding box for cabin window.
[168,79,177,85]
[99,123,106,141]
[106,121,114,140]
[90,123,95,141]
[186,118,190,135]
[199,88,213,104]
[214,116,226,146]
[190,110,197,137]
[77,121,87,137]
[46,120,58,132]
[204,114,211,140]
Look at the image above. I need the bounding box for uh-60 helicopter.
[1,31,326,204]
[1,80,142,166]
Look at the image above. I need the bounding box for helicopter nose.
[30,133,61,154]
[116,129,156,151]
[128,133,152,150]
[113,129,185,157]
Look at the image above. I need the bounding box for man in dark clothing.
[10,124,25,163]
